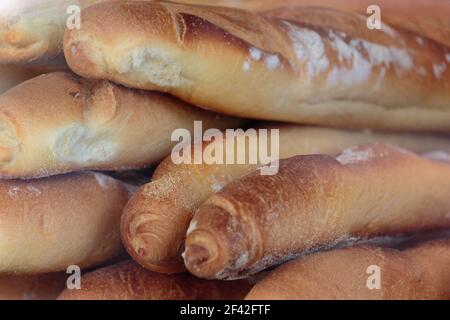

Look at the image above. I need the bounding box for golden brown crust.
[64,1,450,131]
[245,239,450,300]
[57,260,252,300]
[0,171,128,274]
[0,273,67,300]
[201,0,450,48]
[183,144,450,279]
[0,72,241,179]
[121,125,450,274]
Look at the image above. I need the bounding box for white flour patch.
[7,185,42,197]
[211,182,224,192]
[373,67,386,91]
[336,146,375,164]
[235,251,249,269]
[446,54,450,63]
[433,63,447,79]
[327,31,412,86]
[93,172,114,188]
[26,186,42,195]
[249,47,263,61]
[53,124,117,165]
[283,21,329,78]
[7,186,20,197]
[242,60,251,72]
[415,37,424,46]
[381,23,397,37]
[186,220,198,235]
[422,151,450,163]
[265,54,280,70]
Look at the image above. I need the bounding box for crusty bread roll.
[64,1,450,131]
[0,72,241,179]
[245,239,450,300]
[58,260,251,300]
[0,64,40,94]
[183,144,450,279]
[121,125,450,274]
[0,273,67,300]
[0,171,128,274]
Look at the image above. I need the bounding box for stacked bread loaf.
[0,0,449,300]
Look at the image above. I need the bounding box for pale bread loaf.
[0,72,241,179]
[64,1,450,131]
[0,171,128,274]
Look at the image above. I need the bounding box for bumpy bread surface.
[0,273,67,300]
[0,72,241,179]
[183,144,450,279]
[122,125,450,274]
[64,1,450,131]
[245,239,450,300]
[58,260,251,300]
[0,171,128,274]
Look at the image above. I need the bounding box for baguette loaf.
[58,260,251,300]
[245,239,450,300]
[64,1,450,131]
[183,143,450,279]
[0,72,241,179]
[4,0,448,64]
[0,273,66,300]
[0,171,128,274]
[122,125,450,273]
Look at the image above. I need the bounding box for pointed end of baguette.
[183,229,222,279]
[120,187,188,274]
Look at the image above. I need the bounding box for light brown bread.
[245,239,450,300]
[64,1,450,131]
[183,144,450,279]
[0,273,67,300]
[121,125,450,273]
[0,172,128,274]
[58,260,252,300]
[0,72,241,179]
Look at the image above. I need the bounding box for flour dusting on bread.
[118,47,189,87]
[283,21,329,78]
[53,124,117,164]
[336,145,375,164]
[327,31,413,86]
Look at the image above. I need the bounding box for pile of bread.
[0,0,450,300]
